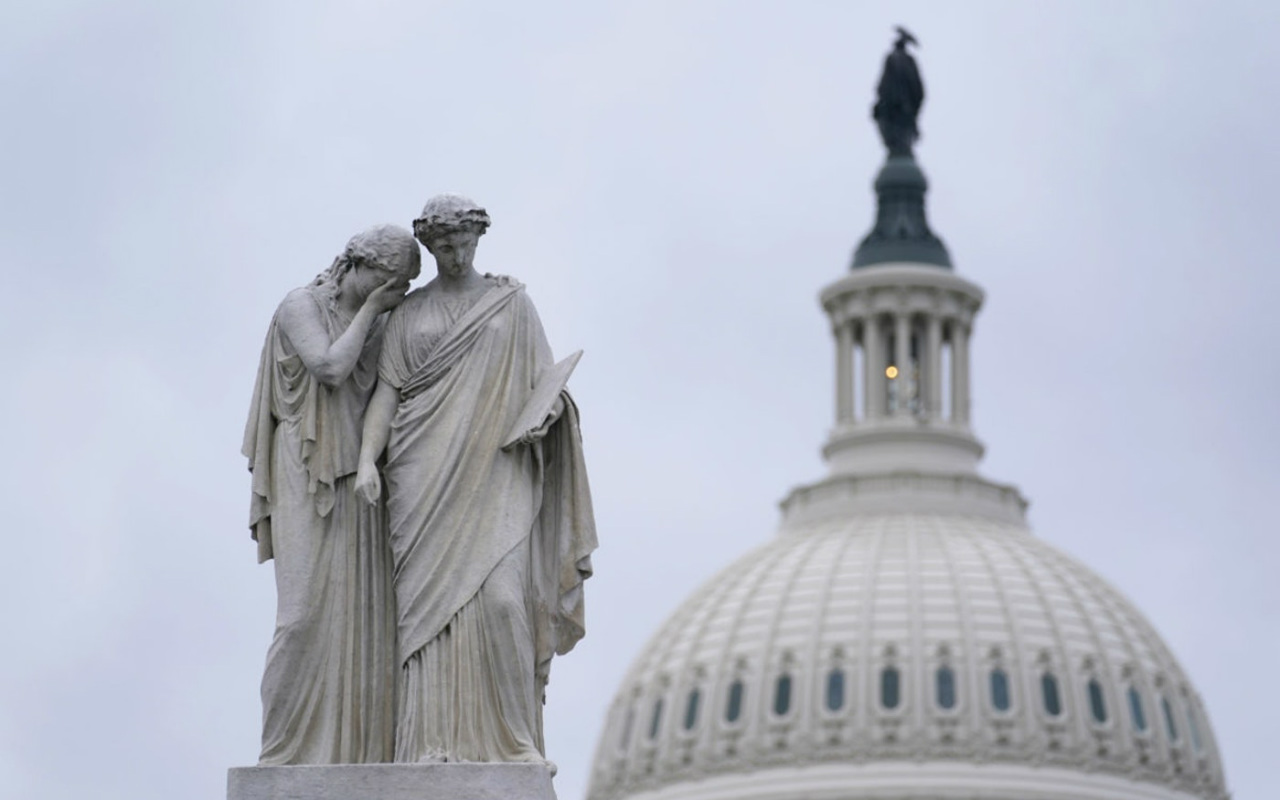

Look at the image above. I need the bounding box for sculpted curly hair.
[314,224,420,286]
[412,194,491,245]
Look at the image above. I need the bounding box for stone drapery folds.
[377,276,596,763]
[241,286,398,765]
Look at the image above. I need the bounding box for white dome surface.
[586,511,1226,800]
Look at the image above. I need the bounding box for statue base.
[227,763,556,800]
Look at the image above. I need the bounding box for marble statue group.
[241,195,597,771]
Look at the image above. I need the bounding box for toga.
[242,285,398,764]
[376,275,596,763]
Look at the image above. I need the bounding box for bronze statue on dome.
[873,26,925,158]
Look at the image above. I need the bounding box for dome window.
[880,666,901,710]
[989,668,1011,712]
[648,698,664,740]
[1041,672,1063,717]
[683,689,700,731]
[1128,686,1148,732]
[825,669,846,712]
[773,674,793,716]
[1187,704,1204,752]
[1087,678,1108,723]
[936,665,956,710]
[1161,696,1179,742]
[725,679,744,723]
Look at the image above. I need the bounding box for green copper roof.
[852,155,951,269]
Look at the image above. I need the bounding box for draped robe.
[242,285,398,765]
[376,276,597,763]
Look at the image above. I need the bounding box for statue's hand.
[355,460,382,505]
[366,277,409,315]
[518,394,567,446]
[548,394,566,422]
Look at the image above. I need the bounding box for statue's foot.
[412,747,449,764]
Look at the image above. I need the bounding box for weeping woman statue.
[243,225,421,764]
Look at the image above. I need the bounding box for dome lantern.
[805,29,1024,527]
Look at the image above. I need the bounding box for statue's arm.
[355,380,398,504]
[277,284,401,388]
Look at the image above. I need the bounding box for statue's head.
[413,194,490,244]
[323,224,422,297]
[413,194,490,278]
[894,26,918,50]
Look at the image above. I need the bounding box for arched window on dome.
[1087,678,1108,723]
[1161,695,1179,743]
[880,666,901,710]
[1186,701,1204,752]
[648,697,664,740]
[773,674,793,716]
[1041,672,1063,717]
[989,668,1011,712]
[1128,686,1148,733]
[725,679,744,724]
[683,688,700,731]
[825,668,846,712]
[936,665,956,710]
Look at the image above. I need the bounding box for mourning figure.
[242,225,421,764]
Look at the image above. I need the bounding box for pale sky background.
[1,2,1276,799]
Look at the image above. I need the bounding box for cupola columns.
[952,319,971,423]
[863,317,884,418]
[892,313,912,416]
[925,314,943,416]
[819,264,985,477]
[827,296,975,428]
[834,318,855,423]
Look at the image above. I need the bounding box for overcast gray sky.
[1,2,1276,799]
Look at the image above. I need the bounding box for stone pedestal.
[227,763,556,800]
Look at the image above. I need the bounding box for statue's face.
[427,230,479,278]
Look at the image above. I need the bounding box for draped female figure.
[356,195,596,767]
[242,225,420,764]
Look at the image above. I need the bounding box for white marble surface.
[240,198,596,769]
[354,196,595,765]
[227,763,556,800]
[243,225,420,765]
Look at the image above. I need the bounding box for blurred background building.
[583,33,1229,800]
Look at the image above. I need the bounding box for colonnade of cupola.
[817,262,988,480]
[774,262,1025,529]
[831,287,973,426]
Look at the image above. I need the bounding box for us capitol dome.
[584,31,1228,800]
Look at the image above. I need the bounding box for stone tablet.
[502,350,583,449]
